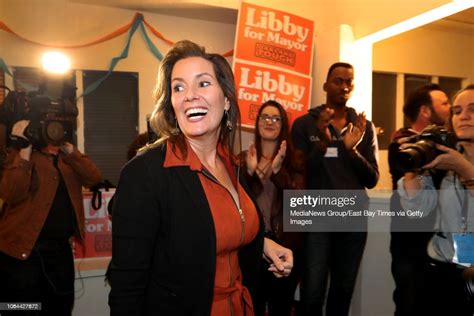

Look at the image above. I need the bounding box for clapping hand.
[246,143,258,176]
[271,140,287,174]
[343,112,366,151]
[316,107,334,142]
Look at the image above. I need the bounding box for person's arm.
[0,120,33,205]
[0,148,33,205]
[398,173,438,218]
[61,142,102,188]
[291,117,327,164]
[271,147,306,190]
[348,121,379,189]
[108,157,161,316]
[388,137,408,189]
[263,237,293,278]
[241,149,263,196]
[423,144,474,195]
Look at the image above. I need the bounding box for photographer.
[398,85,474,315]
[0,119,101,315]
[388,84,450,316]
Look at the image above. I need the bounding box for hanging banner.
[234,61,311,127]
[73,189,114,259]
[233,1,314,127]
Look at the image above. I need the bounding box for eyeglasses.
[258,114,282,124]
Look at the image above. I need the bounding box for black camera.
[0,86,78,148]
[25,95,78,147]
[396,125,457,172]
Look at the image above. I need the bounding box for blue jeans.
[300,232,367,316]
[0,240,74,316]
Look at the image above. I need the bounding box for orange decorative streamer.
[0,12,234,56]
[0,13,142,48]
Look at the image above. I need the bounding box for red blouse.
[164,141,260,316]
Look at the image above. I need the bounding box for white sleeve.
[397,175,438,218]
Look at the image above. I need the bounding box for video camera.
[0,86,78,148]
[396,125,457,172]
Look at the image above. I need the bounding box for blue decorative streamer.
[139,22,163,61]
[0,58,13,77]
[1,14,165,98]
[0,58,37,92]
[81,16,142,97]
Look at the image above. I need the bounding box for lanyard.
[461,187,469,234]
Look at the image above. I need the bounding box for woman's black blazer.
[108,144,264,316]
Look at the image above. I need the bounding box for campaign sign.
[73,189,114,259]
[234,61,311,127]
[234,2,314,75]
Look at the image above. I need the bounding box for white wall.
[373,25,474,79]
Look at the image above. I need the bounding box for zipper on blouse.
[201,169,246,244]
[202,168,243,316]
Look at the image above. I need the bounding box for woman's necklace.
[256,157,272,179]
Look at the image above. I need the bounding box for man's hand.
[316,108,334,142]
[11,120,30,139]
[60,142,74,155]
[263,237,293,278]
[11,120,32,160]
[343,112,366,151]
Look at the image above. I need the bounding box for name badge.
[325,147,338,158]
[453,233,474,264]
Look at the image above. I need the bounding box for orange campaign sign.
[73,190,114,259]
[235,61,311,127]
[234,2,314,75]
[233,2,314,127]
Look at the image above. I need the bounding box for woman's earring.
[225,109,233,131]
[171,118,180,136]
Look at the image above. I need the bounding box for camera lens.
[397,140,437,171]
[45,121,65,145]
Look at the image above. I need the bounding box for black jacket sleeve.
[108,156,161,316]
[291,117,327,166]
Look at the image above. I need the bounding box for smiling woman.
[241,100,305,316]
[108,40,294,316]
[170,56,230,140]
[399,85,474,315]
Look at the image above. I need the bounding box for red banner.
[73,190,114,259]
[234,2,314,75]
[234,2,314,127]
[234,61,311,127]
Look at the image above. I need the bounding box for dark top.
[108,144,264,316]
[388,127,444,255]
[291,105,379,192]
[37,154,76,241]
[241,149,305,250]
[0,147,101,260]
